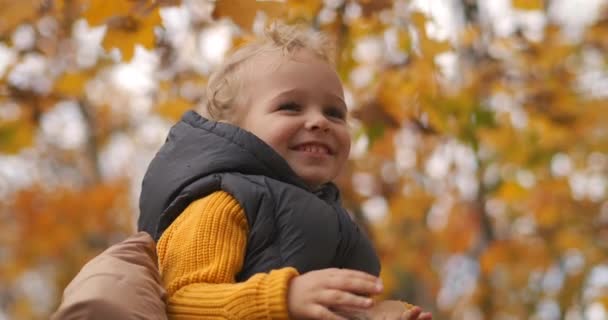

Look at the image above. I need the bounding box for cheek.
[337,130,351,156]
[258,126,293,152]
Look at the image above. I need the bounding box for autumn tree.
[1,1,607,319]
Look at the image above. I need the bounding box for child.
[138,23,432,320]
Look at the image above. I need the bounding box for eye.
[277,102,301,112]
[324,106,347,121]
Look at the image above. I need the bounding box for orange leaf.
[410,11,451,56]
[286,0,322,22]
[535,204,560,228]
[82,0,161,60]
[213,0,286,31]
[512,0,544,10]
[359,0,393,17]
[82,0,134,25]
[388,189,433,221]
[0,0,41,35]
[480,241,509,274]
[155,97,193,121]
[496,181,527,202]
[460,25,481,48]
[598,296,608,311]
[376,71,416,123]
[54,72,90,96]
[555,229,585,251]
[0,118,35,154]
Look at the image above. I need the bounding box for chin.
[295,169,333,188]
[301,177,330,189]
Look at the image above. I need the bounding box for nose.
[305,111,330,132]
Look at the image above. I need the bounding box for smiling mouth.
[291,143,332,155]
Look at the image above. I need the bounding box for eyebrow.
[270,89,347,110]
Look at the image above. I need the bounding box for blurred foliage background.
[1,0,608,319]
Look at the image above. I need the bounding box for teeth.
[298,144,329,154]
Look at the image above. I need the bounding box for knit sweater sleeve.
[157,190,299,319]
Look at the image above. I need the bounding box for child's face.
[237,49,351,189]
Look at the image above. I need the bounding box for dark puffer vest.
[138,111,380,280]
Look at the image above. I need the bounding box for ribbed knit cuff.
[261,267,299,319]
[170,267,300,319]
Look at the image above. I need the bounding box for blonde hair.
[203,23,335,122]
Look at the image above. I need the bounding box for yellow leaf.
[478,126,531,164]
[82,0,133,25]
[348,15,384,38]
[410,11,451,56]
[368,128,396,158]
[13,299,34,320]
[156,97,193,121]
[389,189,433,222]
[379,268,398,298]
[460,25,480,48]
[599,296,608,311]
[497,181,527,202]
[512,0,544,10]
[398,27,412,53]
[420,35,451,57]
[410,11,427,30]
[377,70,416,123]
[535,204,559,228]
[528,115,573,149]
[0,0,41,35]
[82,0,161,60]
[213,0,286,31]
[359,0,393,17]
[480,241,509,274]
[0,119,35,154]
[54,72,90,96]
[440,203,479,253]
[106,11,161,60]
[555,229,585,251]
[286,0,322,22]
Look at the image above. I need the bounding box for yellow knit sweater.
[157,191,299,319]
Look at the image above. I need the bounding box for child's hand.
[365,301,432,320]
[402,306,433,320]
[287,268,383,320]
[334,300,433,320]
